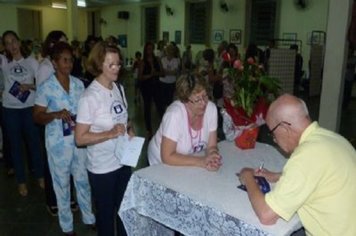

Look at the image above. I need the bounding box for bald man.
[239,94,356,236]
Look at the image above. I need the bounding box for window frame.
[245,0,280,46]
[185,0,212,45]
[142,5,160,45]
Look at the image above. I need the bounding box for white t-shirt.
[0,54,39,108]
[36,57,54,87]
[76,80,128,174]
[159,56,180,84]
[148,100,217,165]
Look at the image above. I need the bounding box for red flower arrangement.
[222,53,281,149]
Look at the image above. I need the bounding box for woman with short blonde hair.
[148,74,222,170]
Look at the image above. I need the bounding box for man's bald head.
[266,94,311,153]
[267,94,310,127]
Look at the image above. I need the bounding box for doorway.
[17,8,42,40]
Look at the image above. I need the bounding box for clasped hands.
[203,149,222,171]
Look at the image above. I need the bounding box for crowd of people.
[0,29,355,236]
[0,30,132,236]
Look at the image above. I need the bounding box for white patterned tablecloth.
[119,141,302,236]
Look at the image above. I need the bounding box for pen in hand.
[258,162,264,173]
[235,162,264,178]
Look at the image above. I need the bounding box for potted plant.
[222,56,281,149]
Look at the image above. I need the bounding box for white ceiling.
[0,0,155,8]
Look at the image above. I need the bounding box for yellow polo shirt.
[265,122,356,236]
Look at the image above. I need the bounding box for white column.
[318,0,353,131]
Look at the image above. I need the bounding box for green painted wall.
[100,0,247,61]
[0,5,18,36]
[278,0,329,70]
[41,8,68,39]
[0,3,89,41]
[100,2,142,62]
[99,0,329,67]
[0,0,329,68]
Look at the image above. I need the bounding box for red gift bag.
[223,98,252,126]
[251,97,269,122]
[235,126,260,149]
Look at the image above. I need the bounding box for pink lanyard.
[185,105,202,151]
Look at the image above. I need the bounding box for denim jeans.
[3,107,43,183]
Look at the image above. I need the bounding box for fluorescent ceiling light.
[51,1,87,9]
[52,2,67,9]
[77,0,87,7]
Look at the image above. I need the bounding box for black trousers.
[140,79,160,133]
[88,166,132,236]
[157,81,175,117]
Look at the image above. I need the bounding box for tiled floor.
[0,74,355,236]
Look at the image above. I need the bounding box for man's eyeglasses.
[189,95,209,105]
[268,121,291,137]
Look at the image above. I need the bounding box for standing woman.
[75,41,133,236]
[139,41,163,137]
[35,30,78,217]
[36,30,67,86]
[157,43,180,117]
[33,42,95,236]
[0,30,44,196]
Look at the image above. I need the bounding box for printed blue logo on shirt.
[113,104,123,114]
[10,64,28,77]
[192,141,207,153]
[111,100,127,123]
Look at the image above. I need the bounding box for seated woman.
[148,74,222,171]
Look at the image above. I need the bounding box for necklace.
[185,105,202,152]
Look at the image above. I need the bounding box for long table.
[119,141,302,236]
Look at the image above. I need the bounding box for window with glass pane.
[144,6,159,43]
[186,0,211,44]
[249,0,277,45]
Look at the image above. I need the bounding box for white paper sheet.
[115,134,145,167]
